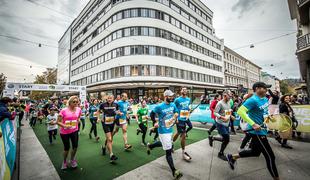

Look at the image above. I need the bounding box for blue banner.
[1,118,16,175]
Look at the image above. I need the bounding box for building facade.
[288,0,310,97]
[260,71,280,92]
[57,21,75,85]
[59,0,225,99]
[223,46,261,92]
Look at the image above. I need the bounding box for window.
[150,65,156,75]
[149,28,155,36]
[163,14,170,22]
[141,9,148,17]
[171,3,180,13]
[141,27,148,36]
[181,10,189,19]
[124,46,130,55]
[125,66,130,76]
[142,65,149,76]
[124,28,130,36]
[124,10,130,18]
[131,65,138,76]
[131,9,138,17]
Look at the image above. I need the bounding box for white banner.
[4,83,87,104]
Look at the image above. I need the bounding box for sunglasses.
[72,101,79,104]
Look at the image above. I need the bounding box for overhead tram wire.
[232,31,297,50]
[26,0,75,19]
[0,34,70,51]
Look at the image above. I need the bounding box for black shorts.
[60,131,79,151]
[177,120,187,134]
[102,122,115,134]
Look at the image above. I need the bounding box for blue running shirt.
[174,96,191,121]
[154,102,178,134]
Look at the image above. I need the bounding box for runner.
[208,94,221,136]
[173,87,192,161]
[149,109,159,141]
[78,105,86,133]
[57,96,82,170]
[88,99,100,142]
[113,93,132,151]
[46,107,58,144]
[146,90,183,179]
[208,91,233,161]
[136,100,149,146]
[226,82,280,180]
[99,95,119,163]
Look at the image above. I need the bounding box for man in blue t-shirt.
[113,93,132,150]
[173,87,192,161]
[146,90,183,179]
[226,82,279,180]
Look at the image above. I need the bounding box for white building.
[223,46,261,92]
[59,0,225,99]
[288,0,310,97]
[260,71,280,92]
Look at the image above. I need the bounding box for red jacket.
[210,100,218,120]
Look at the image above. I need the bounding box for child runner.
[46,107,58,144]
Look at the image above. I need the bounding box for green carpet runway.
[33,119,209,180]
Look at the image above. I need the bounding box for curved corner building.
[58,0,225,99]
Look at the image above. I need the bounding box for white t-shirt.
[47,114,58,131]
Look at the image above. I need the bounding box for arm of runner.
[214,103,226,121]
[237,105,255,126]
[57,114,70,128]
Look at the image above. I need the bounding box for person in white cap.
[146,89,183,179]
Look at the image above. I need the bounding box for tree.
[280,80,294,95]
[29,68,57,100]
[0,73,7,96]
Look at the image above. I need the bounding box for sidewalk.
[115,132,310,180]
[20,120,60,180]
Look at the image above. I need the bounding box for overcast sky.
[0,0,299,82]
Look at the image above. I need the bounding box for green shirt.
[137,107,149,125]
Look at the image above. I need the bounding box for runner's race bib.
[65,120,77,129]
[225,110,232,121]
[165,118,175,128]
[119,118,126,124]
[142,115,148,122]
[105,116,115,124]
[180,110,189,118]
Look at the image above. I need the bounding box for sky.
[0,0,300,82]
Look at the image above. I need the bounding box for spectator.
[268,89,280,105]
[0,97,13,122]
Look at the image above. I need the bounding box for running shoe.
[61,161,68,170]
[147,143,151,155]
[110,155,118,163]
[124,144,132,151]
[208,136,213,147]
[95,136,100,142]
[183,152,192,161]
[101,145,106,155]
[173,169,183,180]
[71,159,78,168]
[218,152,227,161]
[226,154,236,170]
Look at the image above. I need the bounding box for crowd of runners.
[0,81,307,180]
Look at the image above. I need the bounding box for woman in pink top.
[57,96,81,170]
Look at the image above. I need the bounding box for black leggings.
[240,133,251,149]
[139,123,147,144]
[213,134,230,154]
[60,131,79,151]
[149,141,176,174]
[90,118,98,137]
[209,123,217,133]
[30,117,37,127]
[230,119,235,133]
[48,129,57,143]
[239,134,279,178]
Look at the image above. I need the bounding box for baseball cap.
[163,90,174,96]
[252,82,272,91]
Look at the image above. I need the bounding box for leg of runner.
[122,124,132,150]
[208,123,217,135]
[48,130,53,144]
[239,132,251,151]
[139,123,147,146]
[70,131,79,168]
[81,118,85,130]
[185,119,193,136]
[227,135,279,180]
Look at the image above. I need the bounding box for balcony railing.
[297,0,310,6]
[297,33,310,50]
